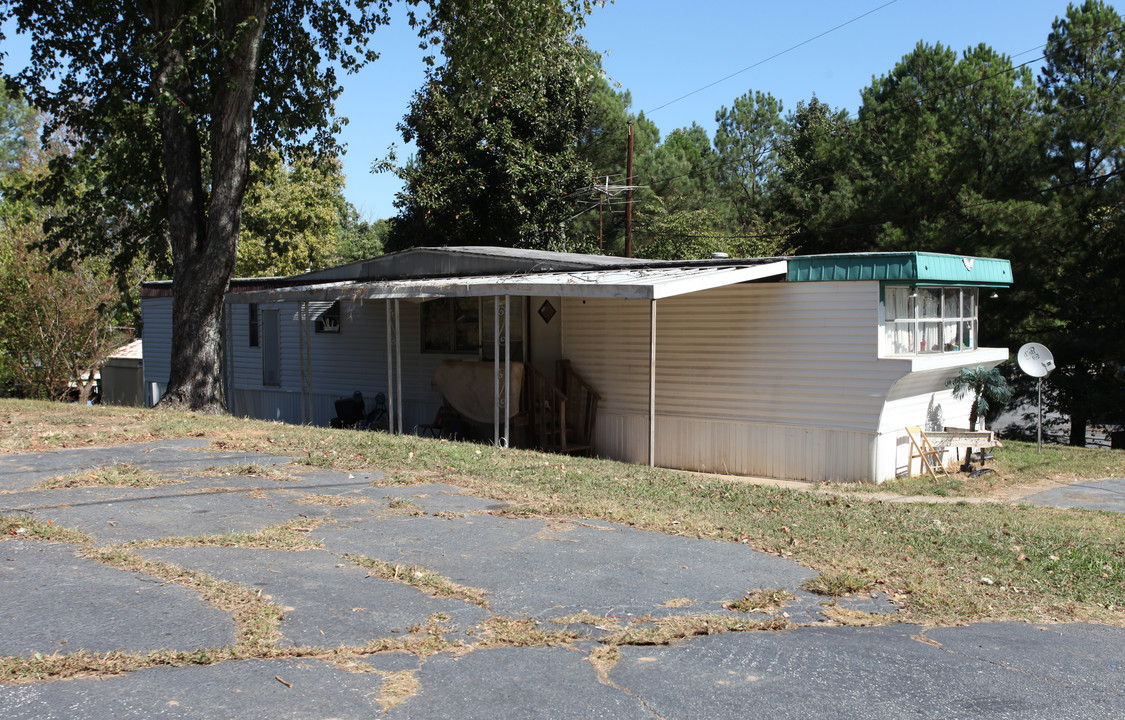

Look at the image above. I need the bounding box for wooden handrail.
[522,363,567,453]
[518,361,600,455]
[557,360,600,455]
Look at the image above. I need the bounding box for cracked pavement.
[1,441,1122,719]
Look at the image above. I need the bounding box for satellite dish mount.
[1017,343,1056,452]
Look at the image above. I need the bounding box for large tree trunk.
[1068,404,1089,447]
[147,0,270,413]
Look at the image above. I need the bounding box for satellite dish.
[1017,343,1055,378]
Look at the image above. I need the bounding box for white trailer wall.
[563,281,990,483]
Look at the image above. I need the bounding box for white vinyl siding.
[563,282,928,482]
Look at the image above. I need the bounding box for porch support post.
[499,297,504,445]
[394,299,403,434]
[504,295,511,447]
[298,301,309,425]
[385,301,395,434]
[649,298,657,467]
[224,303,234,417]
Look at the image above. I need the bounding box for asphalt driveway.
[1,440,1122,719]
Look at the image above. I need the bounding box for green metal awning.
[787,252,1013,287]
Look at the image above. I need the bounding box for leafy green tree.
[1028,0,1125,445]
[1,0,391,411]
[640,124,725,215]
[714,90,786,232]
[337,208,390,263]
[775,95,856,251]
[2,0,599,412]
[632,200,727,260]
[388,16,595,251]
[0,79,37,179]
[779,43,1040,256]
[236,151,345,277]
[0,217,128,401]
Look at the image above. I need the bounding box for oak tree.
[1,0,598,412]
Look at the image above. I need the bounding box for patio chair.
[906,426,948,480]
[331,393,366,429]
[415,406,445,438]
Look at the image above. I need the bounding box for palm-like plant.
[946,365,1013,431]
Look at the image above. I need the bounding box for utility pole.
[625,121,634,258]
[598,192,604,252]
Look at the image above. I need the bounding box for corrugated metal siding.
[226,298,449,429]
[565,282,899,429]
[915,254,1013,285]
[563,297,652,415]
[565,282,905,482]
[594,412,650,464]
[789,253,1013,286]
[140,296,173,403]
[789,255,916,282]
[654,418,874,481]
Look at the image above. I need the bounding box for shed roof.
[141,247,1014,301]
[108,339,143,360]
[292,245,649,284]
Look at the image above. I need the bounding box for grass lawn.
[2,399,1123,628]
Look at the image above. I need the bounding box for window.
[421,298,480,354]
[262,309,280,386]
[248,303,259,347]
[315,301,341,334]
[885,286,977,355]
[420,297,526,358]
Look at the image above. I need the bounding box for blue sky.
[339,0,1075,220]
[2,1,1080,220]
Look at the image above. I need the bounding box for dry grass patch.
[2,515,94,544]
[430,510,466,519]
[802,572,876,598]
[549,612,624,631]
[386,497,423,514]
[725,589,795,613]
[474,616,579,647]
[0,648,224,685]
[375,670,419,711]
[601,615,790,646]
[345,555,488,607]
[36,463,178,490]
[661,598,696,609]
[196,463,298,481]
[129,520,323,551]
[292,493,370,508]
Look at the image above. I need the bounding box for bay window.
[885,286,978,355]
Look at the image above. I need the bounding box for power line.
[640,44,1054,192]
[637,25,1121,195]
[610,167,1125,245]
[577,20,1125,242]
[645,0,901,115]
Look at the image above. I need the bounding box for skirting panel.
[596,412,877,483]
